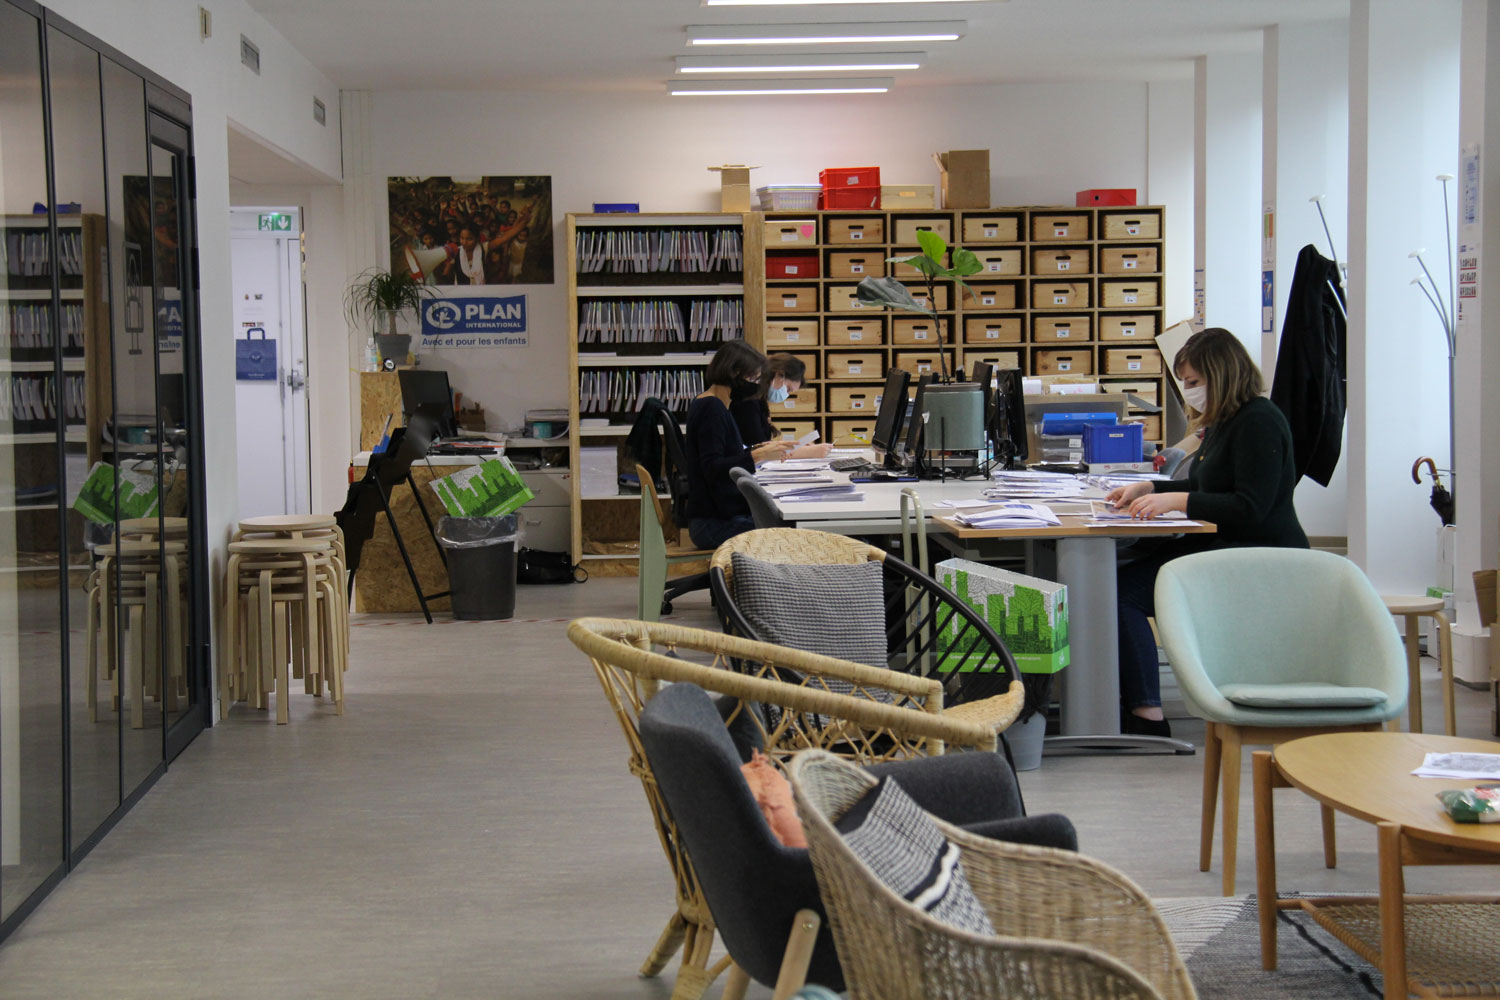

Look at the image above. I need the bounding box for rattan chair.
[709,528,1026,740]
[788,749,1199,1000]
[568,616,1002,1000]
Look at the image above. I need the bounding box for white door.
[231,215,310,517]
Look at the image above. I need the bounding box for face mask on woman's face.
[1183,383,1209,412]
[730,378,759,401]
[767,382,791,404]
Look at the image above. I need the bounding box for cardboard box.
[709,164,757,213]
[932,149,990,209]
[935,559,1070,674]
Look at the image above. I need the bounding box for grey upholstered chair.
[729,466,788,529]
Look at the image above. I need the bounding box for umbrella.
[1411,456,1454,526]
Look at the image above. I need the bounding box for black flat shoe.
[1121,713,1172,738]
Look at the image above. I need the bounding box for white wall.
[362,82,1159,432]
[1147,79,1197,329]
[1195,51,1264,349]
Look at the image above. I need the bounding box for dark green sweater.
[1154,397,1308,548]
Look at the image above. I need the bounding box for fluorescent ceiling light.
[668,77,894,96]
[685,21,965,45]
[675,52,923,73]
[705,0,997,4]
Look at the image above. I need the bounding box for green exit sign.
[258,212,292,231]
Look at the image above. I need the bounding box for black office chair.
[627,399,710,615]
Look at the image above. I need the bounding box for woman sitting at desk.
[684,342,796,550]
[730,353,835,460]
[1105,327,1308,737]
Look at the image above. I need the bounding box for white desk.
[770,473,1212,754]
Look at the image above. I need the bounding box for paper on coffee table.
[1411,752,1500,780]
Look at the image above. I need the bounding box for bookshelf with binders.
[566,212,764,570]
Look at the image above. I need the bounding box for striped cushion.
[835,777,995,936]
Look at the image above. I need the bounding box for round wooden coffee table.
[1253,732,1500,999]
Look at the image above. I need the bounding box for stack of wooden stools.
[222,515,349,723]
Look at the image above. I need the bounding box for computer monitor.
[904,373,935,463]
[398,369,456,439]
[968,361,995,427]
[870,367,911,466]
[992,368,1029,469]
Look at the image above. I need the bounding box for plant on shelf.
[854,229,983,381]
[343,267,431,338]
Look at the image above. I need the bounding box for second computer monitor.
[398,369,456,439]
[903,373,936,460]
[870,367,911,464]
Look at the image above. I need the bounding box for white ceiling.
[245,0,1348,92]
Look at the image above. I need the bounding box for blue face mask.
[768,384,791,404]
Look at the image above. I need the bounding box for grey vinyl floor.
[0,577,1493,999]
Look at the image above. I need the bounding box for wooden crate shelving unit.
[759,206,1168,448]
[566,212,764,571]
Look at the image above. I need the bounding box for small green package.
[1437,786,1500,823]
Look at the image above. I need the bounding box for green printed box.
[429,457,534,518]
[936,558,1070,675]
[71,461,160,524]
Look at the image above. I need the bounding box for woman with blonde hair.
[1104,327,1308,736]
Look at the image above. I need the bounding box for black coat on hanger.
[1271,244,1347,487]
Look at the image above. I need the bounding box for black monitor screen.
[870,367,911,459]
[904,373,935,458]
[398,369,455,437]
[994,367,1029,467]
[969,362,994,426]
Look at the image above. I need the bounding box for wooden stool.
[1382,594,1455,736]
[90,539,189,729]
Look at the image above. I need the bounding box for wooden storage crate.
[893,350,952,379]
[963,315,1023,344]
[881,184,935,209]
[765,320,819,348]
[825,216,884,244]
[1100,210,1161,241]
[1128,414,1163,440]
[828,386,879,414]
[902,282,950,310]
[827,251,885,279]
[1100,246,1159,274]
[826,318,884,345]
[970,247,1023,275]
[765,219,817,246]
[826,352,883,380]
[964,349,1022,371]
[827,284,878,312]
[892,248,947,278]
[892,317,942,345]
[773,420,818,441]
[1034,349,1093,375]
[1031,247,1092,276]
[961,213,1021,243]
[893,217,952,244]
[1103,348,1162,375]
[965,281,1019,310]
[1033,315,1092,343]
[1099,314,1158,341]
[1032,281,1090,309]
[772,385,818,414]
[830,419,877,444]
[787,352,818,379]
[767,285,818,313]
[1100,279,1160,309]
[1030,212,1091,241]
[1102,379,1161,405]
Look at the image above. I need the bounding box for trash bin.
[436,515,518,620]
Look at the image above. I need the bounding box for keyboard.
[831,457,877,473]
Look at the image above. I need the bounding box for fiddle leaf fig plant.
[855,230,982,380]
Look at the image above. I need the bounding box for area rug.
[1156,896,1383,999]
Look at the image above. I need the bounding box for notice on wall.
[1192,268,1206,333]
[419,295,529,349]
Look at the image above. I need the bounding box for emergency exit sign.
[258,212,292,231]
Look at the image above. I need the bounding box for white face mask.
[767,384,791,404]
[1183,384,1209,412]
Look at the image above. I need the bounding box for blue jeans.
[689,515,754,551]
[1116,538,1209,710]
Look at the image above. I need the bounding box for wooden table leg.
[1200,721,1221,873]
[1253,750,1278,970]
[1321,804,1337,868]
[1402,614,1423,733]
[1378,821,1408,999]
[1220,725,1242,896]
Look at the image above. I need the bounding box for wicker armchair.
[568,617,1002,1000]
[709,528,1026,740]
[788,749,1198,1000]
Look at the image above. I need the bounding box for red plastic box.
[767,254,820,279]
[822,186,881,210]
[821,166,881,189]
[1076,188,1137,207]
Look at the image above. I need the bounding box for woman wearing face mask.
[1103,327,1308,736]
[683,341,797,550]
[730,353,836,460]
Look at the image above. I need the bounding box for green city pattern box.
[936,558,1070,675]
[71,461,160,524]
[429,457,534,518]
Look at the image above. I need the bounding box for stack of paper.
[758,458,833,473]
[1411,752,1500,779]
[952,502,1061,529]
[985,471,1086,501]
[766,482,860,502]
[756,471,835,485]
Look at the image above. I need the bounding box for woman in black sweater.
[1105,328,1308,736]
[683,342,795,550]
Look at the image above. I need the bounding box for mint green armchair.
[1154,548,1407,896]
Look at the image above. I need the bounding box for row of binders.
[578,298,743,343]
[4,302,86,353]
[3,229,86,278]
[3,373,87,429]
[575,228,743,274]
[578,368,704,415]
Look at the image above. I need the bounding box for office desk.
[771,474,1215,752]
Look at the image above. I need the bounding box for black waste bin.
[436,515,518,620]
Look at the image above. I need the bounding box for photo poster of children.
[388,176,554,287]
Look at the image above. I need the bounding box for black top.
[1154,397,1308,548]
[730,397,775,447]
[1270,244,1347,487]
[684,395,754,522]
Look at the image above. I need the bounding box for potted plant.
[344,267,431,366]
[854,230,983,381]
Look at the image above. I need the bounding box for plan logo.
[424,300,463,331]
[420,294,529,348]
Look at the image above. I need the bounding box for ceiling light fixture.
[675,52,923,73]
[685,21,965,45]
[668,76,894,96]
[704,0,998,5]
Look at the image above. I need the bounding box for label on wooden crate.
[1123,259,1138,269]
[782,400,797,409]
[917,363,932,373]
[1125,223,1140,235]
[987,262,1002,271]
[1120,324,1137,337]
[1127,360,1142,371]
[850,231,864,240]
[851,263,864,273]
[984,224,999,237]
[1054,226,1068,237]
[914,330,929,340]
[785,264,801,275]
[849,330,864,341]
[981,294,997,306]
[783,295,798,307]
[986,328,1000,339]
[1058,361,1072,371]
[1123,292,1138,304]
[852,399,866,408]
[781,233,801,243]
[1056,329,1071,338]
[848,364,863,374]
[1057,260,1071,271]
[785,332,801,341]
[1054,294,1067,305]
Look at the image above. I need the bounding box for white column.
[1347,0,1461,593]
[1194,50,1263,348]
[1147,79,1195,329]
[340,90,381,451]
[1452,0,1500,682]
